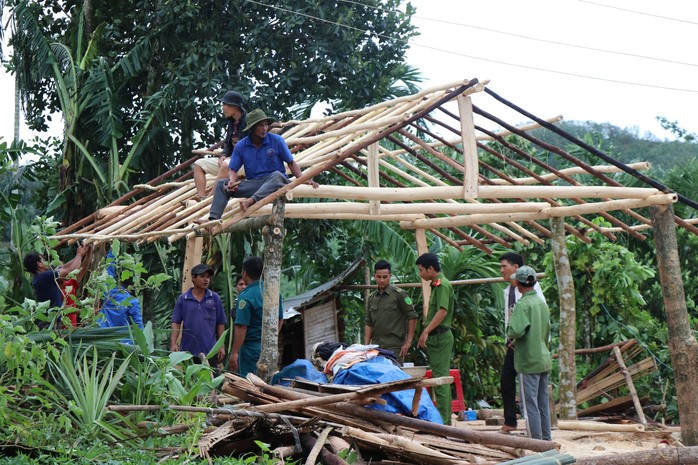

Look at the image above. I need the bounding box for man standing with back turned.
[499,252,546,433]
[364,260,418,363]
[507,266,552,441]
[416,253,455,425]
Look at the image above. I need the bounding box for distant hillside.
[531,121,698,173]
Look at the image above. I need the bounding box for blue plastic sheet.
[333,357,443,424]
[271,359,329,386]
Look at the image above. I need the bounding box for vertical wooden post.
[651,204,698,446]
[613,346,647,426]
[363,263,371,344]
[258,197,285,382]
[551,217,577,420]
[415,229,430,319]
[367,142,381,215]
[456,94,479,200]
[181,236,204,293]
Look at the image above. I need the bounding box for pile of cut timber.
[194,373,557,464]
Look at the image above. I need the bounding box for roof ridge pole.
[456,94,479,200]
[483,87,698,212]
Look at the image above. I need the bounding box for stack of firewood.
[194,372,558,464]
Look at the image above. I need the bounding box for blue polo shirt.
[172,288,226,356]
[234,281,284,343]
[228,132,294,180]
[33,269,63,308]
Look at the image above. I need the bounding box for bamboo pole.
[400,194,677,230]
[251,201,552,216]
[290,184,664,201]
[613,346,647,427]
[367,142,381,215]
[457,94,478,200]
[415,229,430,319]
[487,162,652,185]
[181,235,204,293]
[248,376,555,452]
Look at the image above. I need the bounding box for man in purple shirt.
[207,109,318,220]
[170,264,227,363]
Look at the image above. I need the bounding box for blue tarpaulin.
[272,357,442,424]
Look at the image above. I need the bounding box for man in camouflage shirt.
[364,260,418,363]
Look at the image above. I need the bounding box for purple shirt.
[172,288,226,357]
[229,132,294,180]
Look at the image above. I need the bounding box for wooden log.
[651,204,698,446]
[557,420,645,432]
[247,376,556,452]
[181,236,203,293]
[575,446,698,465]
[551,217,577,420]
[258,198,285,382]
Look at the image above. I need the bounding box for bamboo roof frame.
[53,78,698,250]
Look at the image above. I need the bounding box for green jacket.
[506,290,551,374]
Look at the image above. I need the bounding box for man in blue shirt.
[229,257,284,377]
[207,109,318,220]
[170,264,227,363]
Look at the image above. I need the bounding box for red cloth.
[60,278,80,327]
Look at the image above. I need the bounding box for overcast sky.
[2,0,697,142]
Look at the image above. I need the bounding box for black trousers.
[500,346,518,427]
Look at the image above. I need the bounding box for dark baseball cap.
[220,90,245,110]
[192,263,214,277]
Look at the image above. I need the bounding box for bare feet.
[240,198,256,211]
[499,425,517,433]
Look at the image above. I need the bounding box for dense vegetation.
[2,1,698,463]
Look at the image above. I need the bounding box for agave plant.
[48,345,132,440]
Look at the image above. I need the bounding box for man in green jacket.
[506,266,552,441]
[416,253,455,425]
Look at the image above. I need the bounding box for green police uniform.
[366,284,418,360]
[426,273,455,425]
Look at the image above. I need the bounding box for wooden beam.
[612,346,647,426]
[181,236,204,293]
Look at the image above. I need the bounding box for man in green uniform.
[229,257,284,377]
[416,253,455,425]
[364,260,418,363]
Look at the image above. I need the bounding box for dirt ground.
[453,419,682,459]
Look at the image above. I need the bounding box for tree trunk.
[551,217,577,420]
[576,446,698,465]
[651,204,698,446]
[258,197,285,382]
